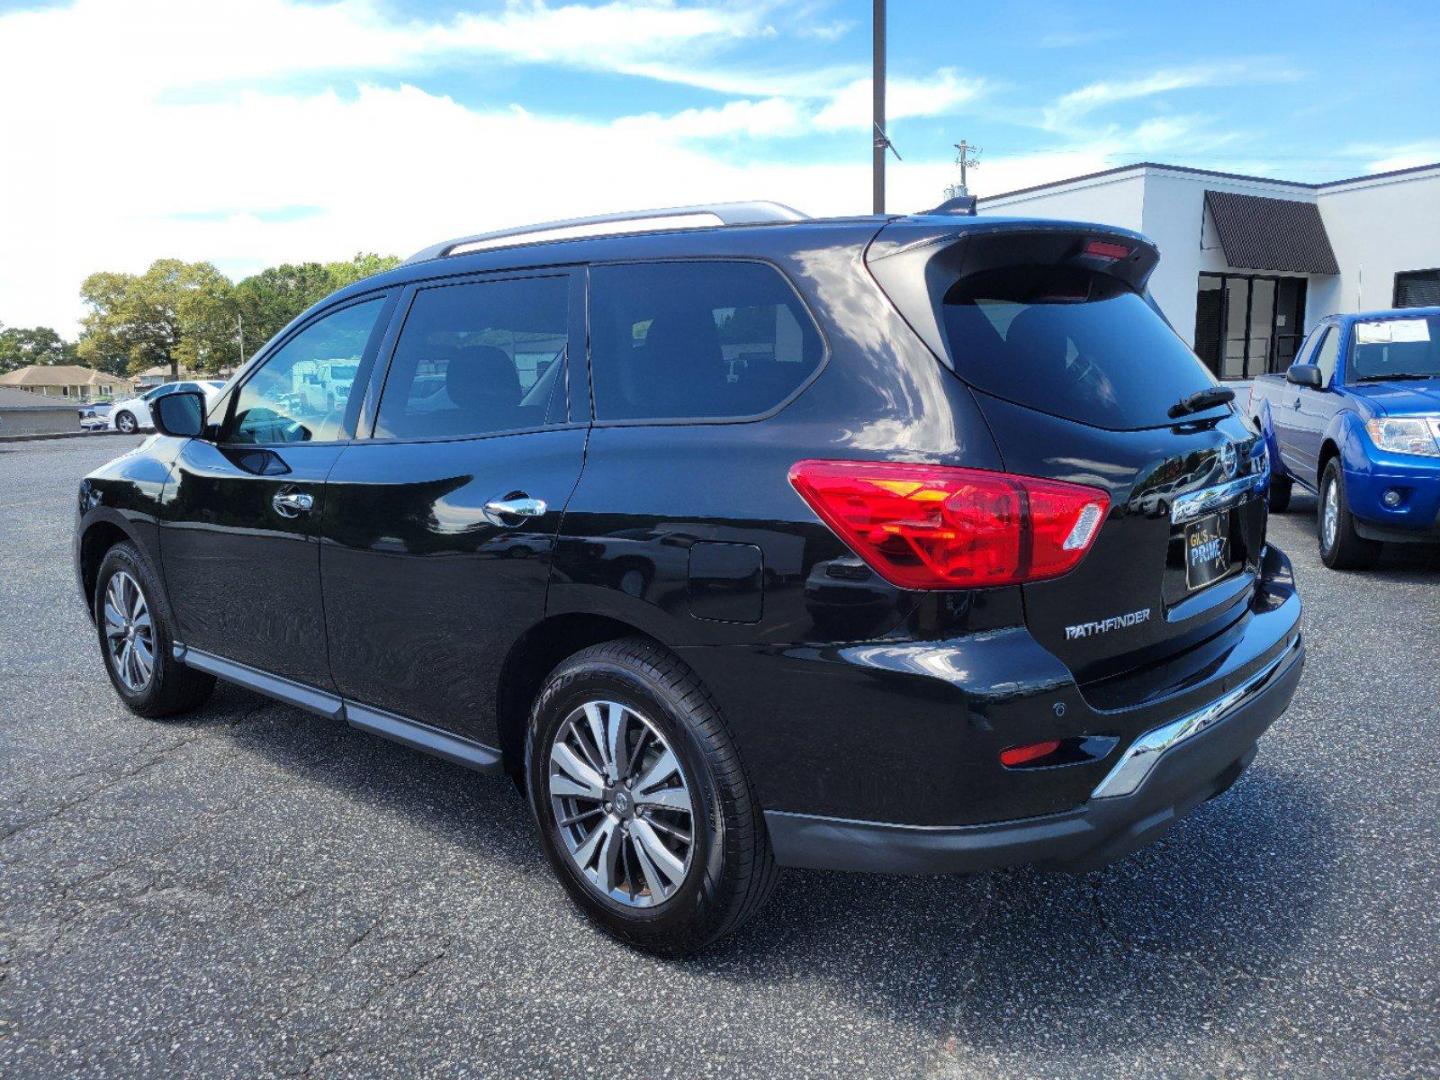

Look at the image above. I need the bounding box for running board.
[173,644,503,774]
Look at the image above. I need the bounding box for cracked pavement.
[2,436,1438,1078]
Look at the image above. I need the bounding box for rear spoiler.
[865,218,1161,373]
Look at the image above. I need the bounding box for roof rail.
[404,201,809,264]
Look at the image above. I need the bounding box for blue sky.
[1,0,1436,331]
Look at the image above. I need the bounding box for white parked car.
[109,380,225,434]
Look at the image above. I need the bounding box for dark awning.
[1204,190,1340,275]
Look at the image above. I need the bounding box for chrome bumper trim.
[1089,637,1301,800]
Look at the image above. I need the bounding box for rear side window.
[942,266,1218,430]
[589,261,823,421]
[375,276,569,440]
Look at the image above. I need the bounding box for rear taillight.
[788,460,1109,590]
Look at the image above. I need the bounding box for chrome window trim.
[1089,637,1301,800]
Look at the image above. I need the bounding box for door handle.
[483,495,547,527]
[272,488,314,518]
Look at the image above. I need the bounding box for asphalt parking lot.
[1,435,1437,1079]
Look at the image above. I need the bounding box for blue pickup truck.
[1248,306,1440,568]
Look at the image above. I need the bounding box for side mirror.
[152,390,207,438]
[1286,364,1325,389]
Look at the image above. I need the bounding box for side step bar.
[173,644,503,774]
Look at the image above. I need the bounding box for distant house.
[0,364,132,400]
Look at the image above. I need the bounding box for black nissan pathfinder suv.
[75,202,1305,954]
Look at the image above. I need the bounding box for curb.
[0,429,138,445]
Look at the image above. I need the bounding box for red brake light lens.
[1083,240,1132,261]
[788,460,1109,589]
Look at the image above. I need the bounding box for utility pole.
[872,0,886,214]
[944,140,982,200]
[237,313,245,370]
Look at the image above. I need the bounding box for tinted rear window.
[590,261,823,421]
[942,266,1219,430]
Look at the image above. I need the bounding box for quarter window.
[589,261,823,421]
[374,276,569,440]
[228,298,384,445]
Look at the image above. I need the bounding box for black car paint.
[75,213,1304,866]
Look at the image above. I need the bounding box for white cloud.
[0,0,1138,336]
[814,68,983,131]
[1044,60,1303,132]
[1344,141,1440,174]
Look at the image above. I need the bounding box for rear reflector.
[788,460,1110,589]
[1000,740,1062,767]
[1083,240,1132,261]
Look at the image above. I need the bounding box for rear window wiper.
[1168,386,1235,418]
[1356,373,1440,382]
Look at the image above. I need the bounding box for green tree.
[77,260,236,379]
[232,262,336,359]
[233,253,399,361]
[0,324,77,374]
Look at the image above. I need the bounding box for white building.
[978,161,1440,380]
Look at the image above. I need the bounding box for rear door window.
[942,266,1220,430]
[589,261,823,421]
[375,275,569,440]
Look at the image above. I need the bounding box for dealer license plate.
[1184,512,1233,591]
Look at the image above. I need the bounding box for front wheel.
[95,542,215,717]
[1318,460,1381,570]
[525,638,777,955]
[114,410,137,434]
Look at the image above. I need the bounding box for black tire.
[525,637,777,955]
[1268,474,1292,513]
[1318,459,1381,570]
[114,410,137,434]
[94,542,215,718]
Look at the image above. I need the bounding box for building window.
[1394,269,1440,308]
[1193,273,1307,378]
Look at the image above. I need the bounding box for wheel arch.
[77,513,142,615]
[1318,437,1343,483]
[495,612,665,779]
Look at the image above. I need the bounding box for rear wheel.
[1318,459,1381,570]
[114,410,137,434]
[95,542,215,717]
[525,637,777,955]
[1267,474,1292,513]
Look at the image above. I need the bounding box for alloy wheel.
[1323,479,1339,550]
[103,570,154,692]
[548,700,696,908]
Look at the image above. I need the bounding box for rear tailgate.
[868,218,1270,684]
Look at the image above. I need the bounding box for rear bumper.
[765,633,1304,875]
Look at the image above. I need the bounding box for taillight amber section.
[788,460,1109,589]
